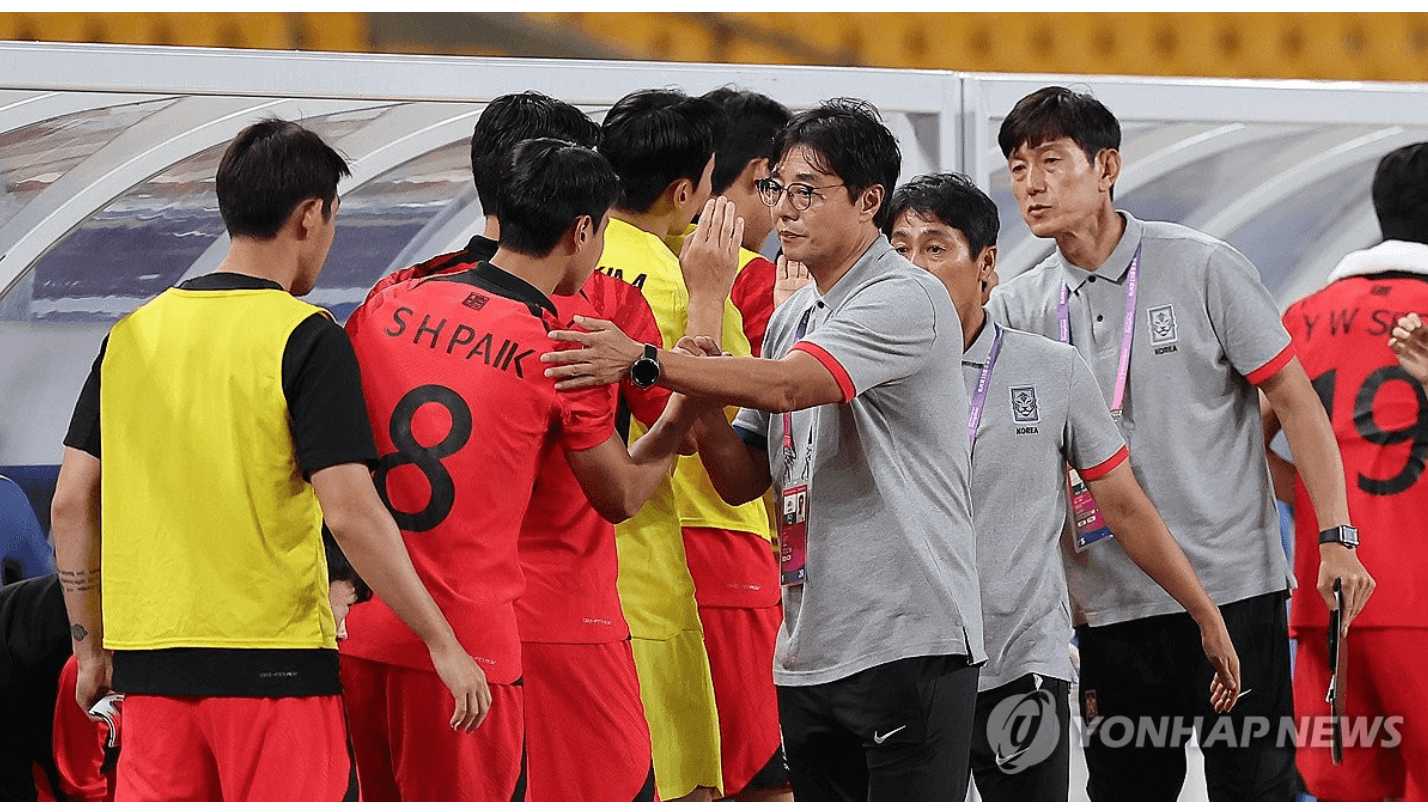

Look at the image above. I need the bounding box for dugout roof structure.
[3,41,1428,467]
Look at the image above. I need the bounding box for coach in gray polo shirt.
[986,86,1375,802]
[887,172,1240,802]
[545,99,983,802]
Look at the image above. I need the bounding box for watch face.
[631,357,659,388]
[1343,527,1359,547]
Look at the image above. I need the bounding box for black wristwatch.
[1318,525,1359,549]
[629,343,661,389]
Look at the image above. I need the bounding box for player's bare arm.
[1259,392,1298,505]
[1086,460,1241,713]
[1258,356,1375,631]
[564,391,708,522]
[679,196,745,346]
[51,447,112,716]
[311,462,491,733]
[543,321,843,413]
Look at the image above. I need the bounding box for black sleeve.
[282,314,379,476]
[62,337,109,458]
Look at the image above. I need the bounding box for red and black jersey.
[516,272,670,644]
[363,235,499,304]
[1283,272,1428,632]
[343,262,613,682]
[730,254,777,357]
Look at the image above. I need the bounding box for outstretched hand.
[543,316,646,390]
[1390,312,1428,384]
[680,196,744,302]
[774,254,813,309]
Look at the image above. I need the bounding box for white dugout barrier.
[2,40,1428,470]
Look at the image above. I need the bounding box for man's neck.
[480,216,499,241]
[960,304,987,353]
[1055,204,1125,271]
[489,246,559,298]
[216,239,299,292]
[808,226,881,294]
[612,207,677,240]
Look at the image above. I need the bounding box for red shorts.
[114,694,352,802]
[523,640,654,802]
[46,656,112,802]
[683,527,785,796]
[341,655,524,802]
[1294,628,1428,802]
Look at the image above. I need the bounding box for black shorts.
[1076,590,1295,802]
[970,673,1071,802]
[776,654,978,802]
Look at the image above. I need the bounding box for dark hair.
[1372,142,1428,245]
[702,87,792,194]
[599,89,727,213]
[997,86,1121,164]
[495,138,619,257]
[216,118,350,240]
[770,98,901,228]
[884,173,1000,257]
[470,91,600,218]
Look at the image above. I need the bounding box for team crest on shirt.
[1148,304,1177,349]
[1011,386,1040,433]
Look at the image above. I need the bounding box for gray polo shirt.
[986,211,1293,627]
[964,322,1126,690]
[734,236,984,687]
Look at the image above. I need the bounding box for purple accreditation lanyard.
[781,307,815,481]
[966,324,1004,453]
[1058,245,1142,419]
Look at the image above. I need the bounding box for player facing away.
[546,99,985,802]
[1271,142,1426,802]
[986,85,1374,802]
[51,118,487,802]
[886,172,1239,802]
[341,138,707,802]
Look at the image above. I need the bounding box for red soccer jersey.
[516,272,670,644]
[363,236,499,304]
[1282,273,1428,633]
[343,263,614,682]
[730,254,776,357]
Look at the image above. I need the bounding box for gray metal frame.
[3,41,1428,465]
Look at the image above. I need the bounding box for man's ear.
[570,215,594,253]
[292,198,325,240]
[977,245,998,284]
[857,184,885,224]
[1096,148,1122,193]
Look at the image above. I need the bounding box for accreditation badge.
[1068,468,1115,551]
[779,483,809,586]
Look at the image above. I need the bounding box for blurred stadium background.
[2,11,1427,82]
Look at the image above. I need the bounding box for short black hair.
[998,86,1121,164]
[771,98,901,228]
[702,87,792,195]
[216,118,350,240]
[884,173,1000,257]
[600,89,727,213]
[1372,142,1428,245]
[495,138,619,257]
[470,92,600,218]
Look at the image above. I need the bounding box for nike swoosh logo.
[872,725,907,744]
[995,745,1029,768]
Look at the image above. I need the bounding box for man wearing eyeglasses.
[545,98,983,802]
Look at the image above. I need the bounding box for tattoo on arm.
[71,624,89,642]
[59,568,101,594]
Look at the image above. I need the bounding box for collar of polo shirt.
[1058,211,1144,291]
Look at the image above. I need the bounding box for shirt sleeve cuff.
[1077,445,1129,482]
[790,341,855,404]
[1244,343,1295,385]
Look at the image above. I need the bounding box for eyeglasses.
[756,178,845,211]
